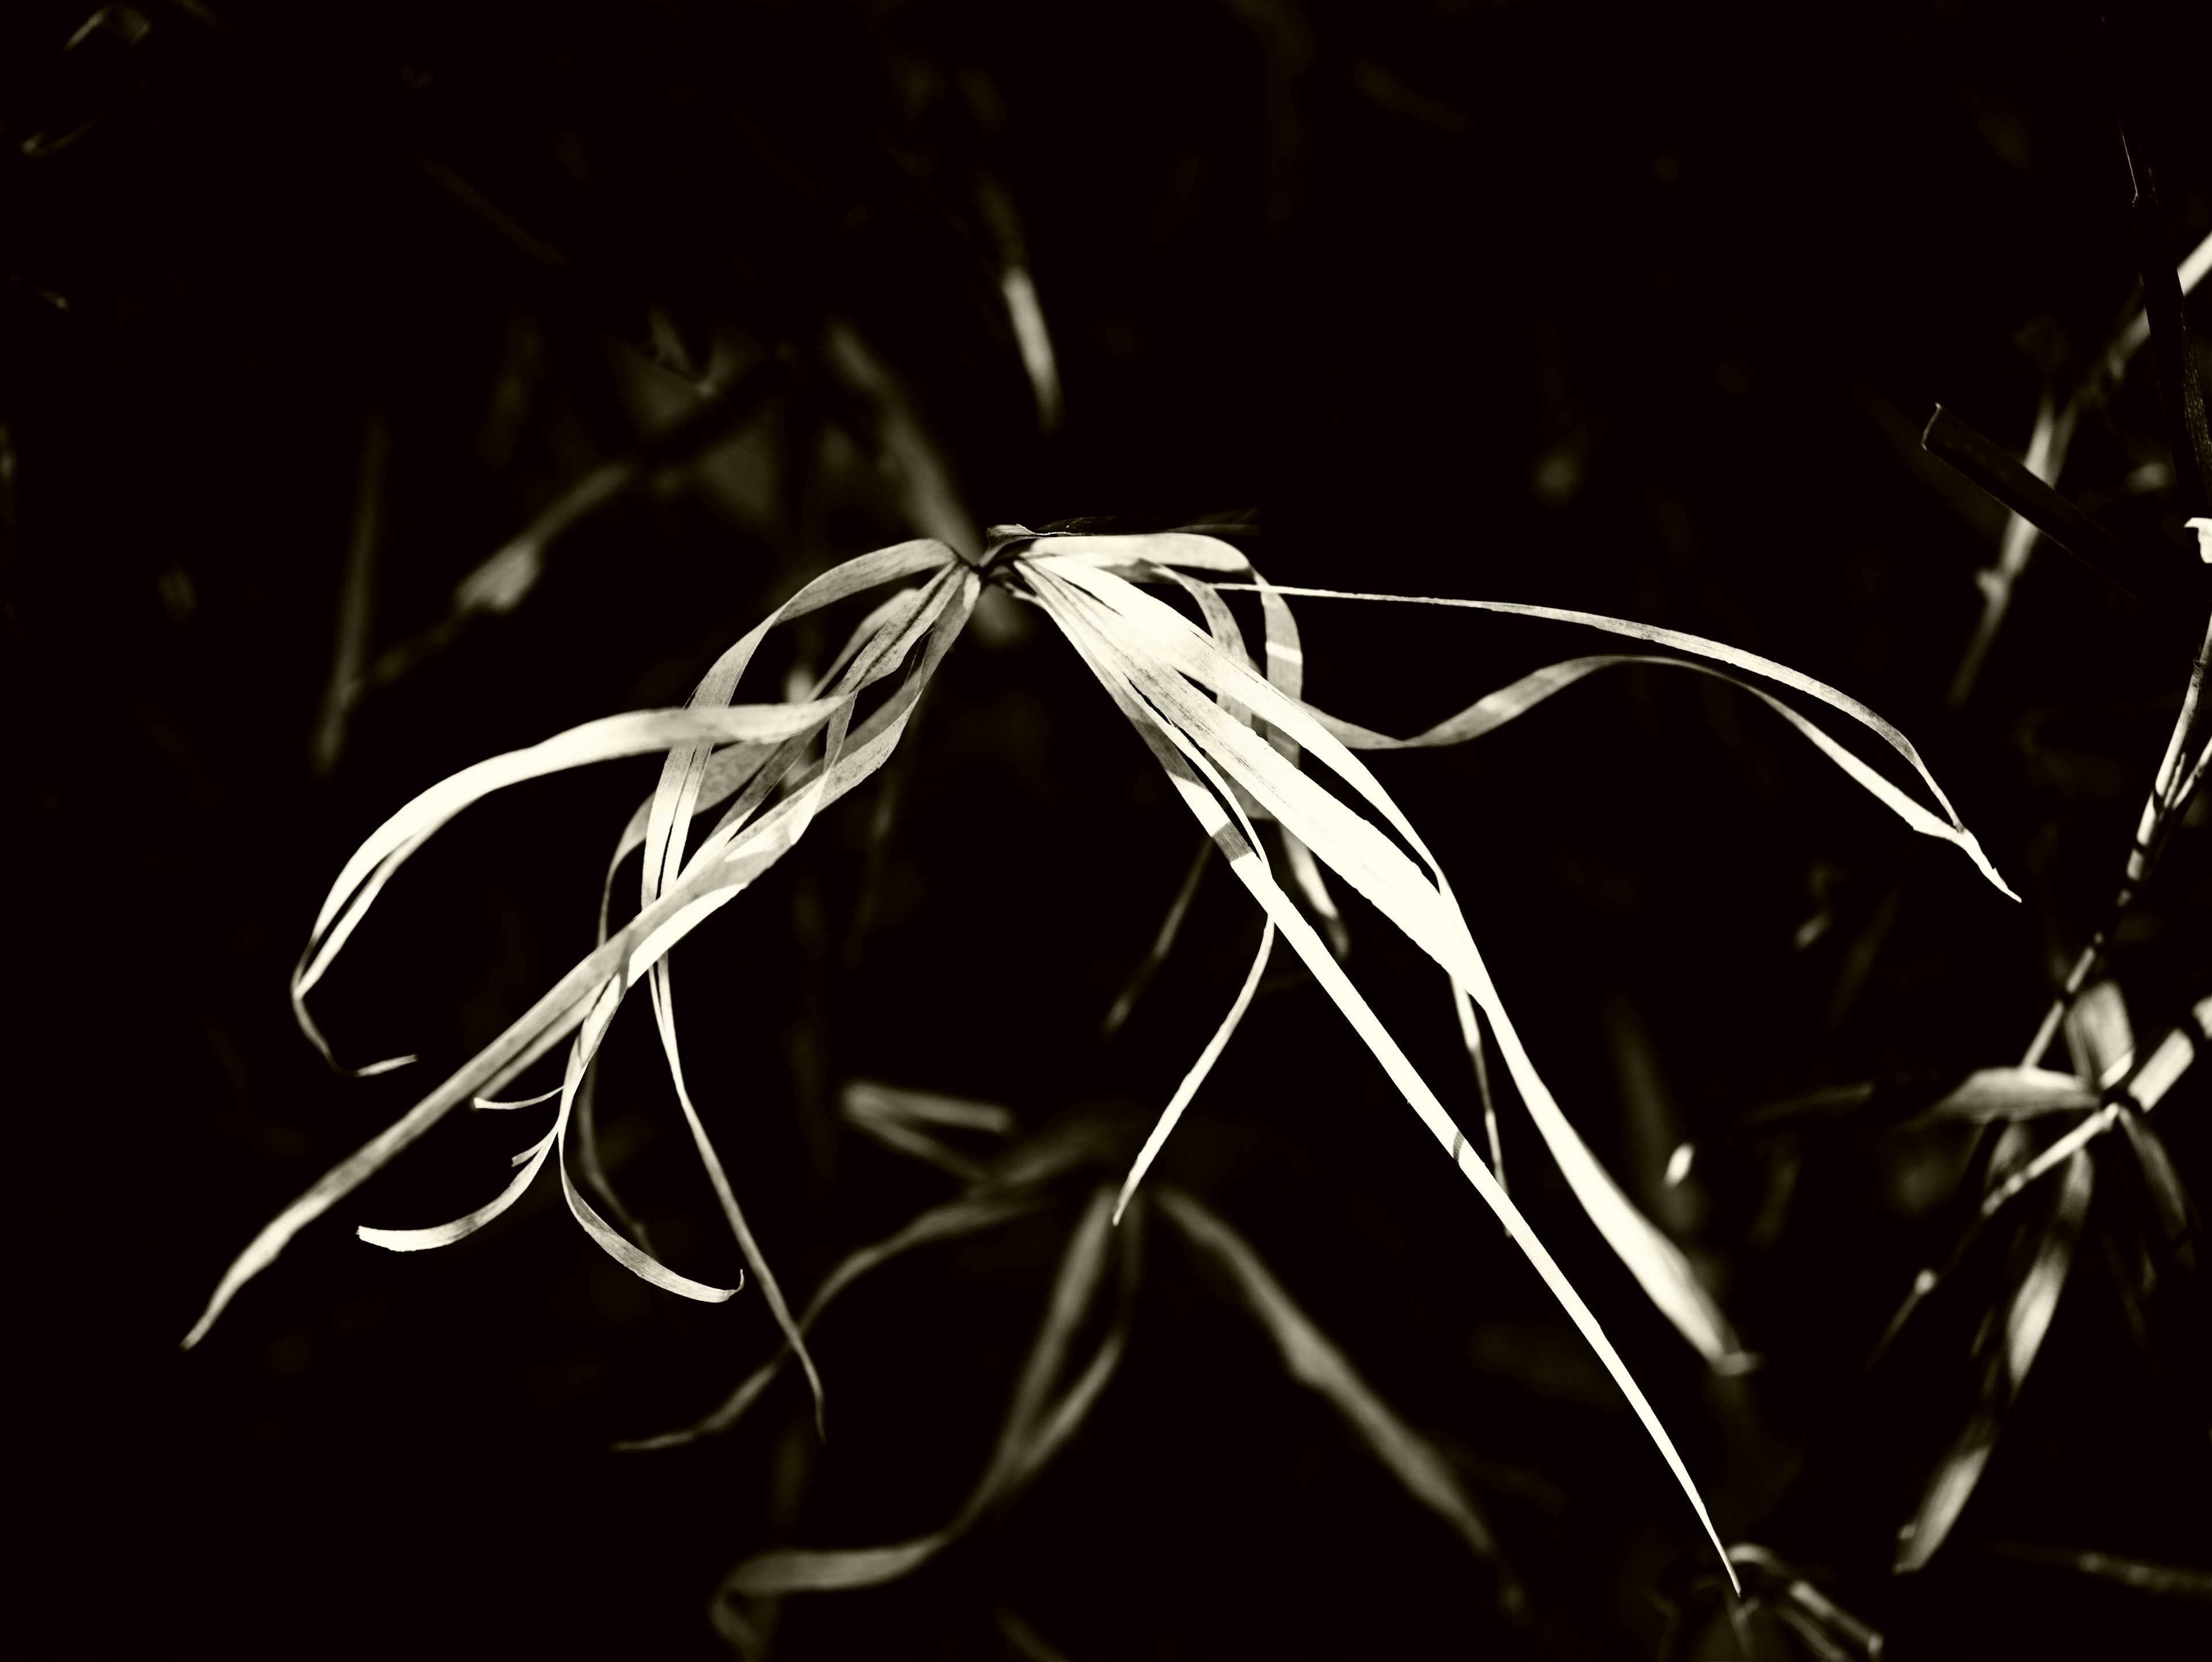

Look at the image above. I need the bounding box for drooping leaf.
[1037,560,1749,1372]
[1111,917,1275,1224]
[185,555,977,1349]
[1203,580,2017,899]
[648,963,824,1432]
[1023,563,1738,1588]
[292,699,849,1070]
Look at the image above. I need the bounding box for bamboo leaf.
[1037,563,1748,1371]
[635,540,955,922]
[292,700,847,1069]
[1202,580,2017,900]
[648,963,823,1429]
[1024,568,1738,1590]
[1111,917,1275,1223]
[185,563,976,1349]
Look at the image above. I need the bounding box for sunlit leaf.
[1036,559,1749,1371]
[1022,562,1738,1588]
[1206,581,2017,900]
[185,551,975,1349]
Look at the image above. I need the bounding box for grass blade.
[1158,1185,1526,1618]
[293,700,846,1067]
[1111,917,1275,1223]
[1038,563,1749,1369]
[638,541,956,927]
[188,561,977,1349]
[649,962,823,1430]
[571,1059,652,1249]
[1205,581,2017,900]
[1024,568,1739,1590]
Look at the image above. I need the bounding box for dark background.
[7,1,2212,1656]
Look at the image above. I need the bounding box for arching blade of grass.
[647,963,825,1432]
[1306,646,1992,911]
[626,571,970,1432]
[356,975,735,1304]
[1035,561,1749,1371]
[291,699,847,1073]
[1206,582,2017,900]
[717,1186,1138,1599]
[1156,1184,1526,1619]
[594,586,935,932]
[1021,567,1740,1590]
[190,808,782,1346]
[185,558,977,1349]
[570,1059,652,1250]
[1895,1145,2094,1573]
[638,540,955,922]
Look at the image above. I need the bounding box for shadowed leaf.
[1157,1185,1526,1619]
[715,1186,1137,1599]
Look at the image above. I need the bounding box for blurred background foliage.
[6,0,2211,1656]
